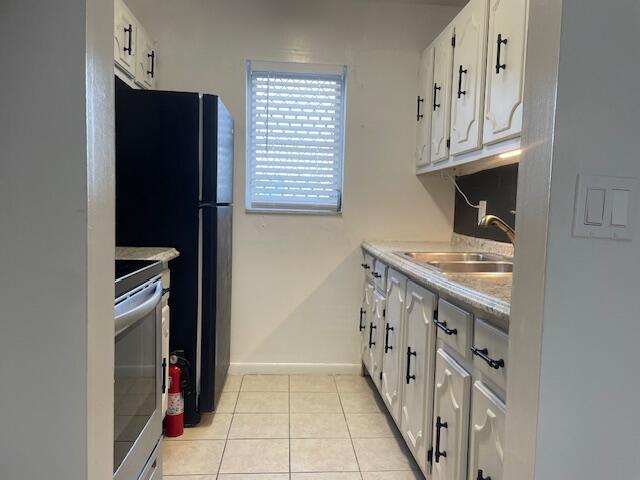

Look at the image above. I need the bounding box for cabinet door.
[366,290,386,391]
[432,349,471,480]
[450,0,489,156]
[381,269,407,423]
[114,0,137,77]
[430,25,455,164]
[416,46,434,169]
[483,0,528,144]
[360,281,375,361]
[468,381,506,480]
[135,27,157,89]
[400,282,437,473]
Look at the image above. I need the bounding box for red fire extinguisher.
[165,354,184,437]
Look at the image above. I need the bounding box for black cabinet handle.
[147,50,155,77]
[417,96,425,121]
[434,416,448,463]
[434,320,458,336]
[360,263,370,270]
[433,83,441,111]
[471,346,505,369]
[373,272,382,279]
[477,470,491,480]
[384,324,394,353]
[496,34,508,74]
[368,323,377,348]
[161,357,167,393]
[124,24,133,54]
[457,65,468,98]
[359,308,366,332]
[405,347,417,384]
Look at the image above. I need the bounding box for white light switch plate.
[573,174,638,240]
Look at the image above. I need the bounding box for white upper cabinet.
[483,0,529,144]
[468,381,506,480]
[416,47,435,170]
[400,281,437,473]
[431,349,471,480]
[135,26,157,89]
[114,0,137,78]
[381,269,407,423]
[430,25,455,164]
[449,0,489,156]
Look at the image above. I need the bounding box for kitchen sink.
[395,251,513,275]
[425,261,513,274]
[401,252,506,262]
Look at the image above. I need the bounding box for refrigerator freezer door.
[202,95,234,205]
[199,205,232,411]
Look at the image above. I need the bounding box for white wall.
[0,0,114,478]
[127,0,457,372]
[507,0,640,477]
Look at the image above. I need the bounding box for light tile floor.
[163,374,424,480]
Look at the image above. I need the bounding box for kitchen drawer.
[472,319,508,392]
[436,299,473,361]
[372,258,387,292]
[362,253,375,282]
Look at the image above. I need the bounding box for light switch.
[611,189,630,226]
[573,174,638,240]
[585,188,605,225]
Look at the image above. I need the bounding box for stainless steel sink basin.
[401,252,506,262]
[395,251,513,275]
[425,261,513,274]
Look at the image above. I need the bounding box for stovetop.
[115,259,163,299]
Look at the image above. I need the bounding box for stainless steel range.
[114,260,164,480]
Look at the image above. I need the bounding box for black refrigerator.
[115,78,233,425]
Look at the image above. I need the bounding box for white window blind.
[246,61,347,212]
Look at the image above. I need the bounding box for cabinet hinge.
[427,447,433,465]
[451,34,456,48]
[446,138,451,149]
[383,308,386,318]
[379,371,383,381]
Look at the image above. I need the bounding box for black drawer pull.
[384,324,394,353]
[434,416,448,463]
[433,83,441,111]
[405,347,417,384]
[360,263,370,270]
[496,34,508,74]
[124,24,133,54]
[373,272,382,279]
[368,323,377,348]
[417,96,425,121]
[477,470,491,480]
[457,65,468,98]
[471,347,505,369]
[147,51,155,77]
[359,308,366,332]
[434,320,458,336]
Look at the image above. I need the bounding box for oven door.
[114,276,163,480]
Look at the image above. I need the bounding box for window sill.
[245,207,342,216]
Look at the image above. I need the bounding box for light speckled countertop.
[115,246,180,264]
[362,234,513,323]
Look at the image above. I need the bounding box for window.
[246,60,347,213]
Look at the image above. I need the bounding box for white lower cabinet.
[364,289,386,391]
[468,381,506,480]
[161,302,170,417]
[381,269,407,423]
[432,349,472,480]
[400,281,437,473]
[360,280,375,361]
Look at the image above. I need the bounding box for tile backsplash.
[453,164,518,242]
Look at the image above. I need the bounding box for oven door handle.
[115,281,162,336]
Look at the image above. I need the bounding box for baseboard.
[228,362,362,375]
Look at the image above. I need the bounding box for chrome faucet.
[479,214,516,243]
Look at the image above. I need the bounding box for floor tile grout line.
[214,375,241,477]
[335,374,364,475]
